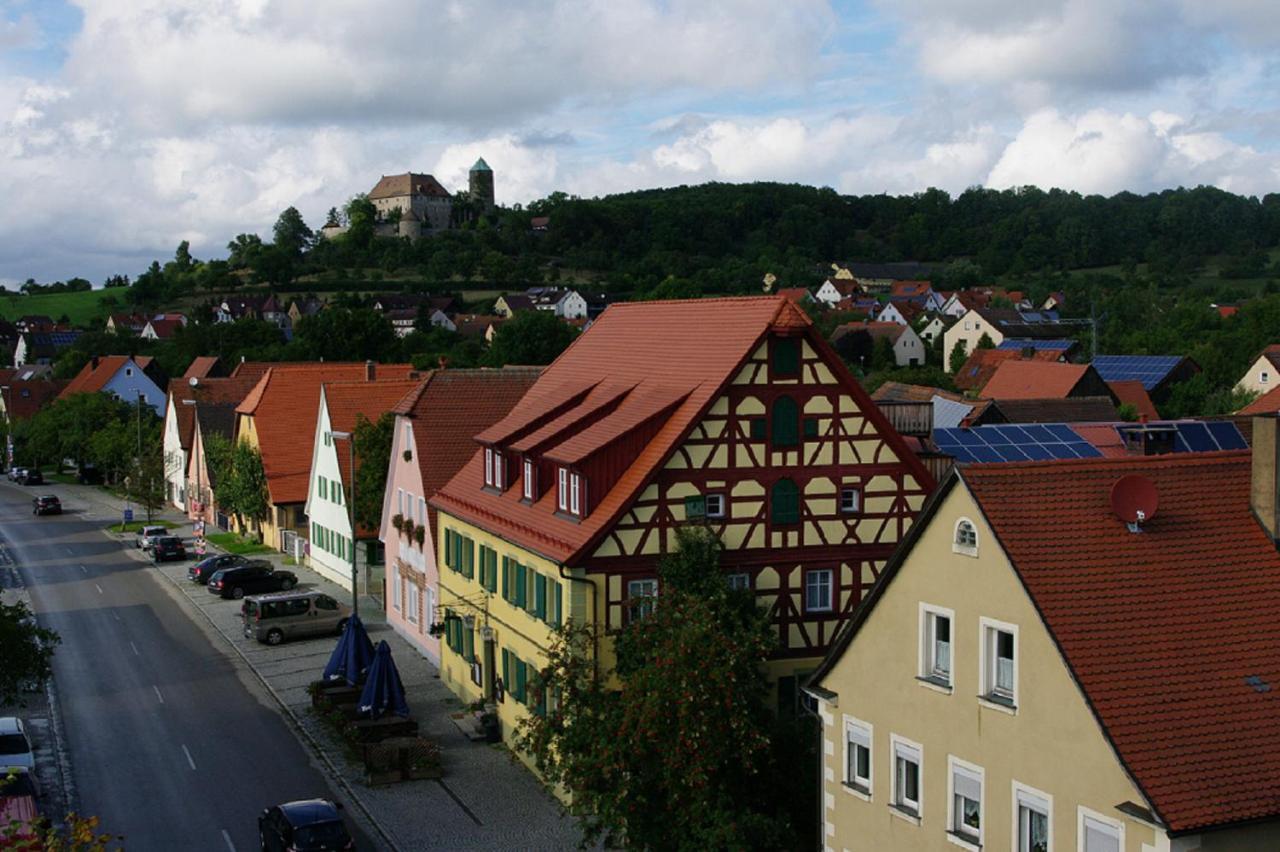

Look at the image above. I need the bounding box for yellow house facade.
[808,448,1280,852]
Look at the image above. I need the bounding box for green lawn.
[0,289,119,325]
[205,532,273,555]
[106,520,178,534]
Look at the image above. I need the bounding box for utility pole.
[137,391,150,523]
[328,429,358,618]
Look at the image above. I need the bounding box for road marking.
[64,546,74,555]
[112,612,120,622]
[129,641,139,656]
[94,583,103,595]
[153,685,164,704]
[79,565,86,574]
[221,829,236,852]
[181,744,196,770]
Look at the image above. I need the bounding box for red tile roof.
[5,378,66,420]
[775,287,812,304]
[170,375,270,453]
[237,364,417,505]
[1240,385,1280,415]
[980,360,1090,399]
[395,367,543,532]
[1216,305,1239,319]
[321,378,426,495]
[59,356,155,399]
[964,453,1280,832]
[889,280,932,299]
[182,356,222,380]
[144,318,183,339]
[433,296,933,565]
[1107,380,1160,420]
[953,348,1064,393]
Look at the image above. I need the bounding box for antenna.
[188,376,199,387]
[1111,474,1158,533]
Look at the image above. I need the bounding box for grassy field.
[205,531,273,555]
[106,519,178,534]
[0,289,119,325]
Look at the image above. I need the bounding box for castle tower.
[469,157,495,214]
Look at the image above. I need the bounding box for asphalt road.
[2,482,369,851]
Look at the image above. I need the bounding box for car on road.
[188,553,248,584]
[135,525,168,551]
[208,562,297,600]
[31,495,61,516]
[152,536,187,562]
[0,718,35,773]
[17,469,42,485]
[6,467,23,482]
[259,799,353,851]
[243,591,350,645]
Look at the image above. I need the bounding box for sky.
[1,0,1279,284]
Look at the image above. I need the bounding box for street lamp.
[181,400,204,554]
[0,385,11,471]
[136,390,150,523]
[327,429,358,618]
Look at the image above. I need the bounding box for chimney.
[91,356,99,370]
[1252,415,1280,544]
[437,356,449,370]
[365,360,376,382]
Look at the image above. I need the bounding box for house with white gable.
[815,278,861,307]
[558,290,589,319]
[305,376,423,591]
[875,301,913,327]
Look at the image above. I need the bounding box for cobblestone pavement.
[75,487,585,852]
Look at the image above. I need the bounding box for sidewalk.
[75,488,584,852]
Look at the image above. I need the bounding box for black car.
[188,553,248,584]
[208,562,296,600]
[32,495,61,516]
[19,469,43,485]
[259,799,353,851]
[152,536,187,562]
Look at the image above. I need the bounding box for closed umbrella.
[323,614,374,686]
[358,640,410,719]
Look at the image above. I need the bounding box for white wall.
[305,393,357,591]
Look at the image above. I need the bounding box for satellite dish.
[188,376,199,387]
[1111,474,1158,527]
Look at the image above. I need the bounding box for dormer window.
[570,472,582,514]
[484,447,505,490]
[558,467,568,511]
[522,458,535,501]
[485,448,494,486]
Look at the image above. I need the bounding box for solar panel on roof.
[1092,355,1185,390]
[1206,421,1248,450]
[1178,422,1216,453]
[934,424,1102,464]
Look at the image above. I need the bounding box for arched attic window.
[953,518,979,556]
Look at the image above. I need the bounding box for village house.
[14,330,81,367]
[141,317,184,340]
[1233,345,1280,399]
[832,322,926,368]
[429,295,934,756]
[875,300,923,327]
[105,313,149,335]
[942,308,1067,373]
[304,376,422,593]
[60,355,165,414]
[185,402,238,528]
[381,367,541,666]
[980,361,1116,402]
[0,368,64,427]
[493,293,534,317]
[1091,355,1200,405]
[918,314,954,346]
[807,442,1280,851]
[953,348,1074,394]
[163,373,261,511]
[814,278,862,307]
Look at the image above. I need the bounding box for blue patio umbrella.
[358,640,410,719]
[323,614,375,686]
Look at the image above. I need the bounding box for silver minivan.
[242,591,350,645]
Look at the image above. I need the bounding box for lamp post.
[327,429,358,618]
[136,391,150,523]
[0,385,11,471]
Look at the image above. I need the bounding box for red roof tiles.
[182,356,223,380]
[980,360,1091,400]
[60,356,154,399]
[964,453,1280,832]
[170,375,263,452]
[954,348,1065,393]
[1107,380,1160,420]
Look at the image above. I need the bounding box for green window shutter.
[553,581,563,624]
[515,659,527,703]
[515,564,527,609]
[443,529,453,569]
[772,338,800,375]
[684,495,706,520]
[464,538,474,579]
[749,418,766,440]
[320,477,326,500]
[502,649,510,689]
[501,557,510,601]
[772,396,799,447]
[771,478,800,525]
[535,573,547,622]
[465,628,475,663]
[486,551,498,593]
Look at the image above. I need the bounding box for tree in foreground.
[483,309,579,367]
[515,527,808,851]
[352,412,394,534]
[212,441,269,539]
[0,601,59,707]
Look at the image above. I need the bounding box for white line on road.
[64,546,74,555]
[112,612,120,622]
[221,829,237,852]
[181,744,196,770]
[94,583,102,595]
[130,641,139,656]
[153,685,164,704]
[79,565,86,574]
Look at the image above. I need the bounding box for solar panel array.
[934,424,1102,464]
[1170,421,1248,452]
[1092,355,1184,390]
[996,338,1075,351]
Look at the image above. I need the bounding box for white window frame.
[805,568,833,613]
[523,458,534,500]
[953,517,979,557]
[569,472,581,515]
[424,586,435,635]
[557,467,568,511]
[890,733,923,820]
[484,447,494,487]
[726,572,750,592]
[407,582,419,624]
[417,497,426,525]
[840,486,862,513]
[403,422,411,450]
[919,603,955,689]
[397,488,404,517]
[1012,781,1053,852]
[493,450,504,490]
[392,564,402,612]
[1077,806,1123,852]
[947,756,984,849]
[627,578,658,622]
[979,617,1019,710]
[705,493,725,518]
[1263,370,1271,384]
[842,715,872,799]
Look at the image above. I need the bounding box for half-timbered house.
[429,295,934,746]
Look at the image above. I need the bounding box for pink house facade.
[380,367,541,665]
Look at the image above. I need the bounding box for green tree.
[484,310,579,367]
[216,441,269,537]
[949,340,969,373]
[0,601,60,707]
[272,206,314,257]
[352,412,394,534]
[975,332,995,350]
[226,233,264,270]
[290,308,396,362]
[515,527,801,851]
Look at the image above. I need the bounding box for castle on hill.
[321,158,496,240]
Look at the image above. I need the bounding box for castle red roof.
[433,295,932,565]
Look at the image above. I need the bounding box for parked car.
[135,525,168,551]
[76,464,103,485]
[243,591,350,645]
[152,536,187,562]
[31,496,61,516]
[18,469,42,485]
[5,467,23,482]
[0,718,35,773]
[208,563,297,600]
[0,768,41,842]
[188,553,248,584]
[259,799,353,851]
